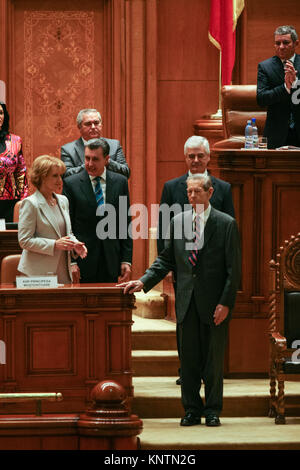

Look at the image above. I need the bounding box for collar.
[192,203,211,223]
[188,169,208,178]
[282,54,296,63]
[89,167,107,184]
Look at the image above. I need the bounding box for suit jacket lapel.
[56,196,71,235]
[75,138,85,164]
[35,190,61,238]
[79,170,97,209]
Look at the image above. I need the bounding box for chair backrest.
[13,200,22,222]
[269,233,300,347]
[213,85,267,149]
[222,85,266,138]
[1,254,21,283]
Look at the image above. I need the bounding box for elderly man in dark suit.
[257,25,300,149]
[61,108,130,178]
[63,138,132,283]
[157,135,235,385]
[118,174,241,427]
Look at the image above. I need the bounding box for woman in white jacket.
[18,155,87,283]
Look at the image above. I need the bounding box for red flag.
[209,0,244,86]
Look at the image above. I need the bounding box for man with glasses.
[257,25,300,149]
[157,135,235,385]
[61,108,130,178]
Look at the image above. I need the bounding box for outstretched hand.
[116,279,144,294]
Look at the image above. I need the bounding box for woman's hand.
[55,236,76,251]
[71,264,81,283]
[73,242,88,259]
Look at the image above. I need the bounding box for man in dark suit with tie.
[61,108,130,178]
[63,138,132,283]
[257,25,300,149]
[118,174,241,427]
[157,135,235,385]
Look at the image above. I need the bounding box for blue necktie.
[94,176,104,207]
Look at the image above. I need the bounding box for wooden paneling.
[0,285,135,414]
[240,0,300,84]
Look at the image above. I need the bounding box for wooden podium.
[0,284,135,414]
[212,148,300,374]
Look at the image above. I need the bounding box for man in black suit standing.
[63,138,132,283]
[257,25,300,149]
[61,108,130,178]
[157,135,235,385]
[118,174,241,427]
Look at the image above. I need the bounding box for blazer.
[157,172,235,254]
[142,207,241,325]
[18,191,74,279]
[61,137,130,178]
[257,54,300,149]
[63,169,132,281]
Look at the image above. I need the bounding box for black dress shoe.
[176,377,181,385]
[205,415,221,427]
[180,413,201,426]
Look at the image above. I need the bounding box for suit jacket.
[142,207,241,325]
[257,54,300,149]
[61,137,130,178]
[157,173,235,254]
[18,191,74,279]
[63,169,132,281]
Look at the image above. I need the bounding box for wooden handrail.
[0,393,63,416]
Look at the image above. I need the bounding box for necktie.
[94,176,104,207]
[188,215,201,267]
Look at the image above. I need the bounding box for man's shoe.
[205,415,221,427]
[180,413,201,426]
[176,377,181,385]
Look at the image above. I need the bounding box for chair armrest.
[270,332,287,351]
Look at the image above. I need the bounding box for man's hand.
[213,304,229,326]
[284,60,297,90]
[116,279,144,294]
[118,263,131,283]
[165,271,175,283]
[71,264,81,284]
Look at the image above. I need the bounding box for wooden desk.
[0,231,21,282]
[212,148,300,374]
[0,284,135,414]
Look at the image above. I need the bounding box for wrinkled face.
[0,105,4,130]
[187,179,213,212]
[85,146,109,177]
[41,166,64,194]
[274,34,299,61]
[185,145,210,174]
[79,112,102,141]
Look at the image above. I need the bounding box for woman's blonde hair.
[30,155,66,189]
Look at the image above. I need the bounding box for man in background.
[257,25,300,149]
[61,108,130,178]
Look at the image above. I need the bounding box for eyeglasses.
[186,153,206,160]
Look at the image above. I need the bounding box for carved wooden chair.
[269,233,300,424]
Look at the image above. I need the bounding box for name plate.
[16,275,58,288]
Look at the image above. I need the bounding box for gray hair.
[184,136,210,156]
[274,25,298,42]
[77,108,102,127]
[84,138,110,157]
[186,173,212,191]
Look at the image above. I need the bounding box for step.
[134,290,166,319]
[132,351,180,377]
[132,315,177,351]
[132,377,300,419]
[139,417,300,450]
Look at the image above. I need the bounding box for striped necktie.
[188,214,201,267]
[94,176,104,207]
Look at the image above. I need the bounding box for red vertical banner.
[209,0,244,86]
